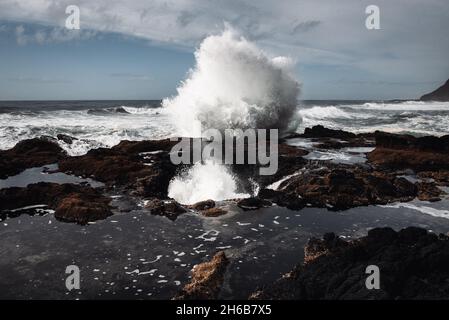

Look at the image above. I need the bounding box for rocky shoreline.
[1,125,448,224]
[1,126,449,299]
[249,227,449,299]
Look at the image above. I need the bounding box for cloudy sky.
[0,0,448,100]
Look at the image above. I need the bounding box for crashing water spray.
[163,27,301,136]
[164,27,300,203]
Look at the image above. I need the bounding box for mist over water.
[162,28,301,137]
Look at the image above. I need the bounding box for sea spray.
[164,28,300,203]
[167,160,250,205]
[162,28,301,136]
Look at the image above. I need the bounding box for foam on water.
[381,203,449,219]
[298,101,449,136]
[0,106,174,155]
[167,160,250,204]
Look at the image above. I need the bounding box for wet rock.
[200,207,228,217]
[0,182,112,224]
[57,134,78,145]
[368,131,449,171]
[144,198,187,221]
[417,170,449,186]
[416,181,444,202]
[188,199,216,211]
[303,232,349,264]
[0,138,66,178]
[55,194,112,224]
[237,197,272,211]
[58,139,178,198]
[301,125,357,140]
[174,251,229,300]
[257,188,305,210]
[274,166,417,210]
[250,227,449,300]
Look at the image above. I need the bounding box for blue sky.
[0,0,448,100]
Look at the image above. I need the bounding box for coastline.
[1,125,449,299]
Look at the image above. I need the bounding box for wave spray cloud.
[163,27,301,136]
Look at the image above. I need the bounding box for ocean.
[1,99,449,299]
[1,100,448,156]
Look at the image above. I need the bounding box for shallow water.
[1,197,449,299]
[0,164,104,189]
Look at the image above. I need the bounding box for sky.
[0,0,448,100]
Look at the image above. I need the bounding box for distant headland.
[420,78,449,101]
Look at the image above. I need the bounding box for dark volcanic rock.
[368,131,449,171]
[0,138,66,178]
[417,170,449,186]
[144,198,187,221]
[57,134,78,145]
[302,125,356,140]
[188,199,216,211]
[58,139,178,198]
[298,125,374,150]
[420,78,449,101]
[174,251,229,300]
[416,181,444,202]
[0,182,112,224]
[273,166,417,210]
[237,197,272,211]
[199,207,228,217]
[250,227,449,300]
[185,199,228,217]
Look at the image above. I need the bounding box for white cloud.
[1,0,448,89]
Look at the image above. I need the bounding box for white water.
[0,107,174,155]
[165,28,301,203]
[163,28,301,136]
[167,161,250,205]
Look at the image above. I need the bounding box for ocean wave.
[358,101,449,111]
[0,109,175,155]
[122,106,164,115]
[299,106,355,119]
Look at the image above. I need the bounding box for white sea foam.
[0,107,174,155]
[163,28,301,136]
[299,106,353,120]
[381,202,449,219]
[168,160,250,204]
[357,101,449,111]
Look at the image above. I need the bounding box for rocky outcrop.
[264,166,418,210]
[368,131,449,171]
[237,197,272,211]
[0,138,66,178]
[250,227,449,300]
[144,198,187,221]
[174,251,229,300]
[0,182,112,224]
[301,125,357,140]
[58,139,178,198]
[57,134,78,145]
[186,200,228,217]
[420,79,449,101]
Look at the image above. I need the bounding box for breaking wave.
[163,28,301,136]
